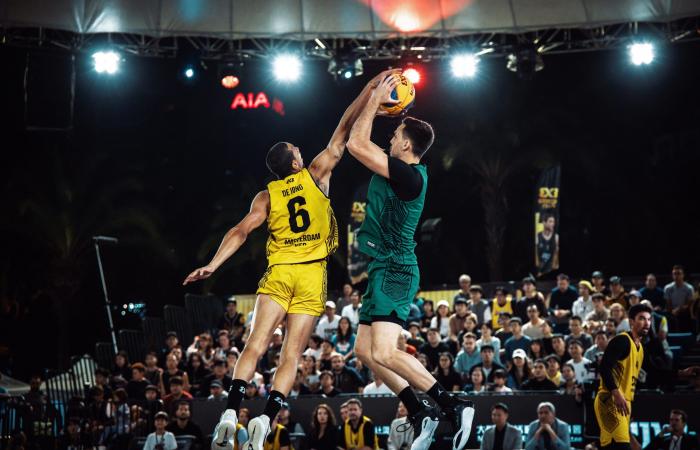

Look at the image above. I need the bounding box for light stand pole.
[93,236,119,354]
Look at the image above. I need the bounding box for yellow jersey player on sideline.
[594,303,652,450]
[183,69,401,450]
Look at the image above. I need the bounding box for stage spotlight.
[629,42,654,66]
[403,67,421,84]
[92,51,120,74]
[327,55,363,82]
[184,66,195,79]
[450,54,478,78]
[273,54,302,82]
[506,45,544,79]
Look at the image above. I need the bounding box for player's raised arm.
[346,74,401,178]
[183,190,270,285]
[309,69,401,192]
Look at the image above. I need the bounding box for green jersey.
[357,164,427,265]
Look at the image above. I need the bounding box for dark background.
[1,41,699,378]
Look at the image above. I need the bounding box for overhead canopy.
[2,0,700,39]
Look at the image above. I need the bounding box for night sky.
[1,40,699,376]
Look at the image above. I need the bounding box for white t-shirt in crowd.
[572,296,595,319]
[341,304,362,329]
[566,357,594,383]
[143,431,178,450]
[363,381,394,395]
[315,314,341,339]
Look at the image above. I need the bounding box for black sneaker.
[404,406,443,450]
[450,399,475,450]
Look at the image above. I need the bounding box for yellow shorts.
[594,392,631,446]
[256,260,327,316]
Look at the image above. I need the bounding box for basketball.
[379,73,415,115]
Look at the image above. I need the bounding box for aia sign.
[230,92,285,116]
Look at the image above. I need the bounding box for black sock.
[226,378,248,411]
[398,387,423,417]
[262,390,286,421]
[426,382,457,409]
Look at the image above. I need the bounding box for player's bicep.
[347,139,389,178]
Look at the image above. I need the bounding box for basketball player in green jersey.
[347,75,475,450]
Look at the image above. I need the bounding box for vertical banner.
[347,182,370,284]
[534,166,561,276]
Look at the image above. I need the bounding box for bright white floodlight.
[629,43,654,66]
[92,51,120,74]
[450,54,478,78]
[273,55,302,82]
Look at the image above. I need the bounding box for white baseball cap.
[512,348,527,359]
[437,300,450,309]
[325,301,336,309]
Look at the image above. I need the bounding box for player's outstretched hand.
[369,68,402,88]
[183,264,216,285]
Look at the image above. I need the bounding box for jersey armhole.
[304,168,331,200]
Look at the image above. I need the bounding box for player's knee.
[242,338,267,357]
[354,343,373,365]
[372,345,397,366]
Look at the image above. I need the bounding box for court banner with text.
[535,165,561,276]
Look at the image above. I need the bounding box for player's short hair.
[266,141,295,179]
[628,303,653,320]
[402,117,434,158]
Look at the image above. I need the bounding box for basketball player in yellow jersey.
[183,69,400,450]
[594,303,652,450]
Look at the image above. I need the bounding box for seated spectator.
[305,334,324,360]
[448,297,471,342]
[548,274,578,330]
[332,317,356,360]
[420,300,435,331]
[318,339,335,371]
[407,297,423,324]
[111,350,131,381]
[100,388,130,447]
[289,368,312,397]
[160,353,190,397]
[434,352,462,392]
[57,417,89,450]
[504,317,532,362]
[528,339,546,360]
[480,403,523,450]
[239,407,250,428]
[126,362,150,402]
[339,399,378,450]
[337,284,353,311]
[607,276,629,309]
[472,345,506,383]
[387,402,413,450]
[363,372,394,395]
[585,294,610,332]
[489,369,512,393]
[218,297,246,346]
[454,274,472,304]
[516,277,548,321]
[610,303,631,333]
[644,409,700,450]
[664,265,695,331]
[490,286,514,332]
[142,385,163,430]
[406,322,425,348]
[264,328,284,371]
[143,411,177,450]
[331,353,364,393]
[565,316,593,350]
[468,285,492,326]
[162,377,192,416]
[591,271,610,297]
[162,331,179,361]
[246,381,261,399]
[467,366,487,394]
[315,301,341,340]
[186,332,215,367]
[94,367,113,400]
[144,352,162,386]
[225,349,239,379]
[420,328,451,371]
[507,349,531,390]
[604,317,619,337]
[319,371,340,398]
[278,403,304,434]
[397,331,417,356]
[573,280,596,320]
[559,363,583,403]
[458,315,480,349]
[477,322,502,365]
[544,355,562,387]
[341,290,362,330]
[214,329,234,361]
[309,403,340,450]
[455,332,482,379]
[166,400,203,446]
[550,334,570,363]
[87,385,109,440]
[200,358,232,397]
[566,340,593,383]
[522,304,546,340]
[640,273,666,312]
[302,354,320,392]
[525,402,571,450]
[494,312,513,344]
[265,415,292,450]
[430,300,451,338]
[207,379,228,401]
[185,352,211,396]
[584,330,608,362]
[352,358,372,389]
[521,360,558,391]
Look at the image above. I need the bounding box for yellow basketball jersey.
[491,298,513,330]
[598,332,644,401]
[266,168,338,266]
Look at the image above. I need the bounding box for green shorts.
[359,259,420,326]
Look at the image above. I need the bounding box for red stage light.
[221,75,240,89]
[403,68,421,85]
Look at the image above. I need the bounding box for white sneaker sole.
[212,421,237,450]
[452,406,475,450]
[247,418,270,450]
[411,417,439,450]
